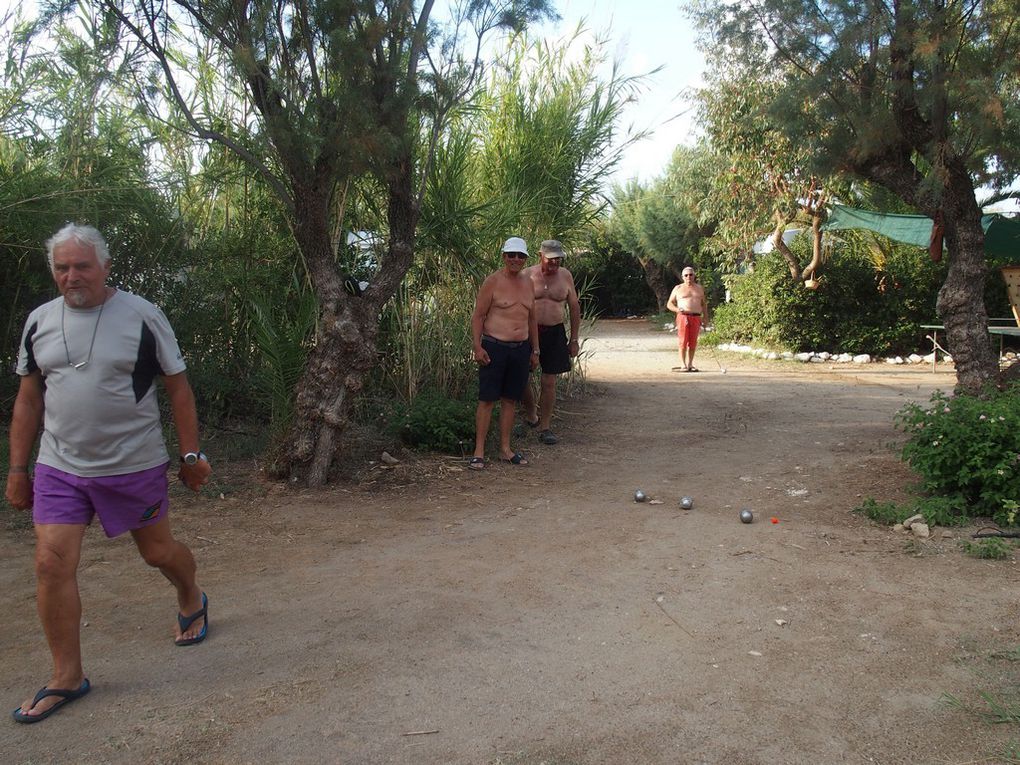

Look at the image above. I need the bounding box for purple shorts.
[33,463,171,538]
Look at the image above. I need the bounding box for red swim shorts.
[677,314,702,349]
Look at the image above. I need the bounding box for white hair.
[45,223,110,271]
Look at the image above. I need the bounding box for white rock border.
[662,325,1019,366]
[712,341,969,365]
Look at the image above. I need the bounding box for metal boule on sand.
[740,508,754,524]
[680,496,693,510]
[634,490,647,503]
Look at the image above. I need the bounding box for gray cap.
[540,239,565,259]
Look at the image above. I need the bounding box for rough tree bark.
[640,257,679,311]
[932,162,998,393]
[846,0,999,393]
[282,156,421,485]
[771,210,800,280]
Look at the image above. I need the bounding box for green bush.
[854,497,907,525]
[571,244,657,318]
[392,392,477,453]
[960,537,1015,560]
[895,386,1020,525]
[713,233,945,355]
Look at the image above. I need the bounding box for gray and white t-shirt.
[16,290,187,477]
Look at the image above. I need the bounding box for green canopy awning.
[821,204,1020,263]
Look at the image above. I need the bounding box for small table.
[922,321,1020,371]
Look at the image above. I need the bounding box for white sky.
[7,0,704,187]
[534,0,705,186]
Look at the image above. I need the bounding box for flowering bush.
[895,386,1020,526]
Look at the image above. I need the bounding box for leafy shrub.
[392,392,476,453]
[895,386,1020,525]
[911,495,970,527]
[854,498,906,525]
[571,244,657,317]
[961,538,1015,560]
[713,233,945,355]
[854,495,971,528]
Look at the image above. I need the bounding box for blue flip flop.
[12,678,91,724]
[502,452,529,465]
[175,592,208,647]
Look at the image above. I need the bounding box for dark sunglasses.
[504,252,527,260]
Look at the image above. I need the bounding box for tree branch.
[108,0,295,211]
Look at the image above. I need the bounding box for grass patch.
[941,690,1020,724]
[961,537,1016,560]
[941,641,1020,762]
[853,496,975,529]
[854,497,907,525]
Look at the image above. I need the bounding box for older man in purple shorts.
[6,224,212,724]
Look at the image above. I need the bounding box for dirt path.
[2,319,1017,765]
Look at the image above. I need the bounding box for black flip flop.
[176,592,208,647]
[12,678,91,724]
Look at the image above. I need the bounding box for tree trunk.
[856,144,997,392]
[278,162,421,486]
[277,189,379,485]
[640,258,678,311]
[801,211,824,281]
[934,163,998,393]
[772,211,801,280]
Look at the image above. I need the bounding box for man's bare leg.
[473,400,496,459]
[131,516,204,642]
[17,523,88,718]
[538,373,557,430]
[520,382,539,426]
[497,397,519,459]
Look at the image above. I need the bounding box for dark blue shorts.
[538,324,572,375]
[478,335,531,402]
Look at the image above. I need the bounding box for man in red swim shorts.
[666,266,708,372]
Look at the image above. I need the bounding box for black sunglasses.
[504,252,527,260]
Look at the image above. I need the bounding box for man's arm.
[699,285,709,321]
[666,286,680,314]
[471,276,495,364]
[162,371,212,492]
[528,295,540,371]
[5,373,44,510]
[564,270,581,357]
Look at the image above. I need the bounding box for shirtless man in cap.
[666,265,707,372]
[469,237,539,469]
[520,240,580,445]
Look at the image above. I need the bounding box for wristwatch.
[180,451,207,466]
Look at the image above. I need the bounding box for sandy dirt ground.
[2,318,1018,765]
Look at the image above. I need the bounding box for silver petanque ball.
[680,496,694,510]
[634,490,647,503]
[740,508,754,524]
